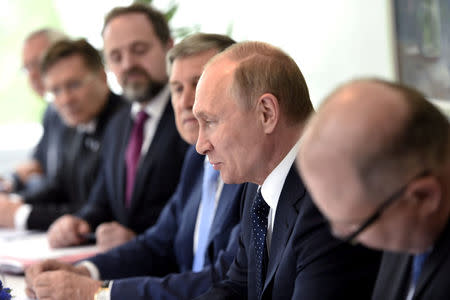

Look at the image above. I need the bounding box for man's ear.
[100,70,108,83]
[165,38,174,51]
[257,93,279,134]
[405,176,442,218]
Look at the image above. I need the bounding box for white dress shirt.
[260,140,301,254]
[129,84,170,158]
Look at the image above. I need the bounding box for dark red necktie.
[125,110,149,207]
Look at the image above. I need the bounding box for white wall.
[156,0,396,107]
[57,0,396,107]
[0,0,396,170]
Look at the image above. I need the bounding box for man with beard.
[47,3,188,251]
[25,33,243,300]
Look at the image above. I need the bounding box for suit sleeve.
[31,106,53,168]
[86,176,184,279]
[75,168,113,230]
[27,199,86,230]
[22,173,80,230]
[289,198,380,299]
[109,224,241,300]
[193,185,251,300]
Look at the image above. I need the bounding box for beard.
[122,66,166,103]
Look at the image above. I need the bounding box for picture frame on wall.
[393,0,450,115]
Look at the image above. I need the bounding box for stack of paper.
[0,232,98,274]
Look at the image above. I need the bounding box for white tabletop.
[0,229,99,300]
[3,273,28,299]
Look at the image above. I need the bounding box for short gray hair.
[24,28,67,45]
[166,33,235,76]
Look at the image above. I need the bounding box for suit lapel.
[414,221,450,297]
[385,254,412,300]
[129,101,172,212]
[263,167,305,292]
[116,113,133,219]
[207,184,239,246]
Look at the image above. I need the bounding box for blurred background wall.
[0,0,395,170]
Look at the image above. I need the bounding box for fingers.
[32,270,102,300]
[25,259,66,290]
[96,222,136,251]
[48,215,91,248]
[78,220,91,235]
[25,286,36,299]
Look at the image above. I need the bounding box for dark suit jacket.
[196,165,381,300]
[86,146,243,299]
[32,104,64,179]
[77,99,188,234]
[23,93,126,230]
[13,105,64,193]
[372,219,450,300]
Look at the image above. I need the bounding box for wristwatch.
[94,280,110,300]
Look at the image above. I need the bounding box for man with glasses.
[0,39,126,230]
[298,78,450,299]
[0,29,66,194]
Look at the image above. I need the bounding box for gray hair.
[24,28,67,45]
[166,33,235,76]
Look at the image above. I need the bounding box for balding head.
[298,78,450,253]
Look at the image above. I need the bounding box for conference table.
[0,229,99,299]
[3,274,27,299]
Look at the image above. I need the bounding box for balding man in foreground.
[193,42,380,300]
[298,78,450,300]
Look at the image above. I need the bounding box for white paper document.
[0,232,98,274]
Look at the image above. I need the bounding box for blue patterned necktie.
[192,162,220,272]
[411,252,429,287]
[251,189,270,299]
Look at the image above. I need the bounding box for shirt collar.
[76,119,97,134]
[130,84,170,120]
[260,139,301,211]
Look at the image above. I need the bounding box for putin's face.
[194,59,266,184]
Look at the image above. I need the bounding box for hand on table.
[0,193,23,227]
[25,259,91,299]
[47,215,91,248]
[28,269,100,300]
[96,221,136,251]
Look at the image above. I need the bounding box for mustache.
[123,67,150,81]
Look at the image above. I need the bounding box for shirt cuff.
[76,261,101,280]
[13,199,31,230]
[76,262,114,300]
[106,281,113,300]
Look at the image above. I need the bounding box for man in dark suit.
[47,3,188,251]
[193,42,381,300]
[0,28,66,194]
[25,33,244,300]
[0,39,126,230]
[298,79,450,300]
